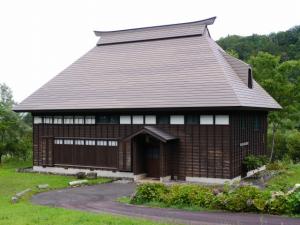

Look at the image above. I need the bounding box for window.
[248,68,253,89]
[64,116,74,124]
[108,140,118,147]
[254,116,261,130]
[54,139,63,144]
[97,140,107,146]
[53,116,62,124]
[132,115,144,124]
[74,139,84,145]
[85,116,95,124]
[85,140,95,146]
[186,115,199,124]
[74,116,84,124]
[64,139,73,145]
[44,117,52,124]
[145,115,156,124]
[120,115,131,124]
[215,115,229,125]
[200,115,214,125]
[157,115,169,124]
[170,115,184,125]
[33,116,42,124]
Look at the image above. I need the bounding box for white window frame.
[54,139,63,145]
[53,116,62,124]
[85,140,95,146]
[120,115,131,124]
[108,140,118,147]
[132,115,144,124]
[64,116,74,124]
[170,115,184,125]
[74,139,84,145]
[43,117,52,124]
[200,115,214,125]
[33,116,42,124]
[145,115,156,124]
[74,116,84,124]
[64,139,73,145]
[97,140,107,146]
[215,115,229,125]
[85,116,95,124]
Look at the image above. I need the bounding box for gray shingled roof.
[14,17,281,112]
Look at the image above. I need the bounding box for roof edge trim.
[94,17,216,36]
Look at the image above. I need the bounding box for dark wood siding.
[231,111,268,178]
[32,110,268,179]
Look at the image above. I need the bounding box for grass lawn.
[266,163,300,191]
[0,159,167,225]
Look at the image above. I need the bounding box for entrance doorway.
[135,134,160,178]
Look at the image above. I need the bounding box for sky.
[0,0,299,102]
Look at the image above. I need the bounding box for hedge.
[130,183,300,215]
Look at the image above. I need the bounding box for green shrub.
[217,186,269,212]
[130,182,300,215]
[130,183,167,204]
[163,184,214,208]
[267,192,290,214]
[287,190,300,214]
[266,161,289,171]
[243,155,267,171]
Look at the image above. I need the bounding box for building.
[14,17,281,183]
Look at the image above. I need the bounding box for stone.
[15,188,31,198]
[11,196,19,203]
[76,172,86,179]
[69,180,88,186]
[86,172,97,179]
[37,184,49,189]
[113,179,132,184]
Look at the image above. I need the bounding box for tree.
[0,83,32,163]
[249,53,300,161]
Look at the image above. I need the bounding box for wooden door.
[146,146,160,178]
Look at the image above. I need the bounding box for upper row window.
[34,116,95,125]
[34,115,229,125]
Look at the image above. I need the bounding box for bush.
[216,186,270,212]
[287,190,300,214]
[163,184,215,208]
[130,183,299,215]
[266,161,289,171]
[243,155,267,171]
[130,183,167,204]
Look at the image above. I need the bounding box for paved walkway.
[32,183,300,225]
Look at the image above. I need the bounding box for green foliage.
[287,191,300,214]
[266,161,289,171]
[131,183,167,204]
[218,186,270,212]
[218,26,300,61]
[0,83,32,163]
[163,184,215,208]
[266,163,300,192]
[243,155,267,171]
[131,171,300,215]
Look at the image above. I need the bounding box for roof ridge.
[204,36,243,106]
[94,17,216,35]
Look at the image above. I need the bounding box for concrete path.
[32,183,300,225]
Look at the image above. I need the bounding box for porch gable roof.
[123,126,177,143]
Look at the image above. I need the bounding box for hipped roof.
[14,17,281,112]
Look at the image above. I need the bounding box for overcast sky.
[1,0,299,102]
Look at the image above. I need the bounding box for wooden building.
[14,17,281,183]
